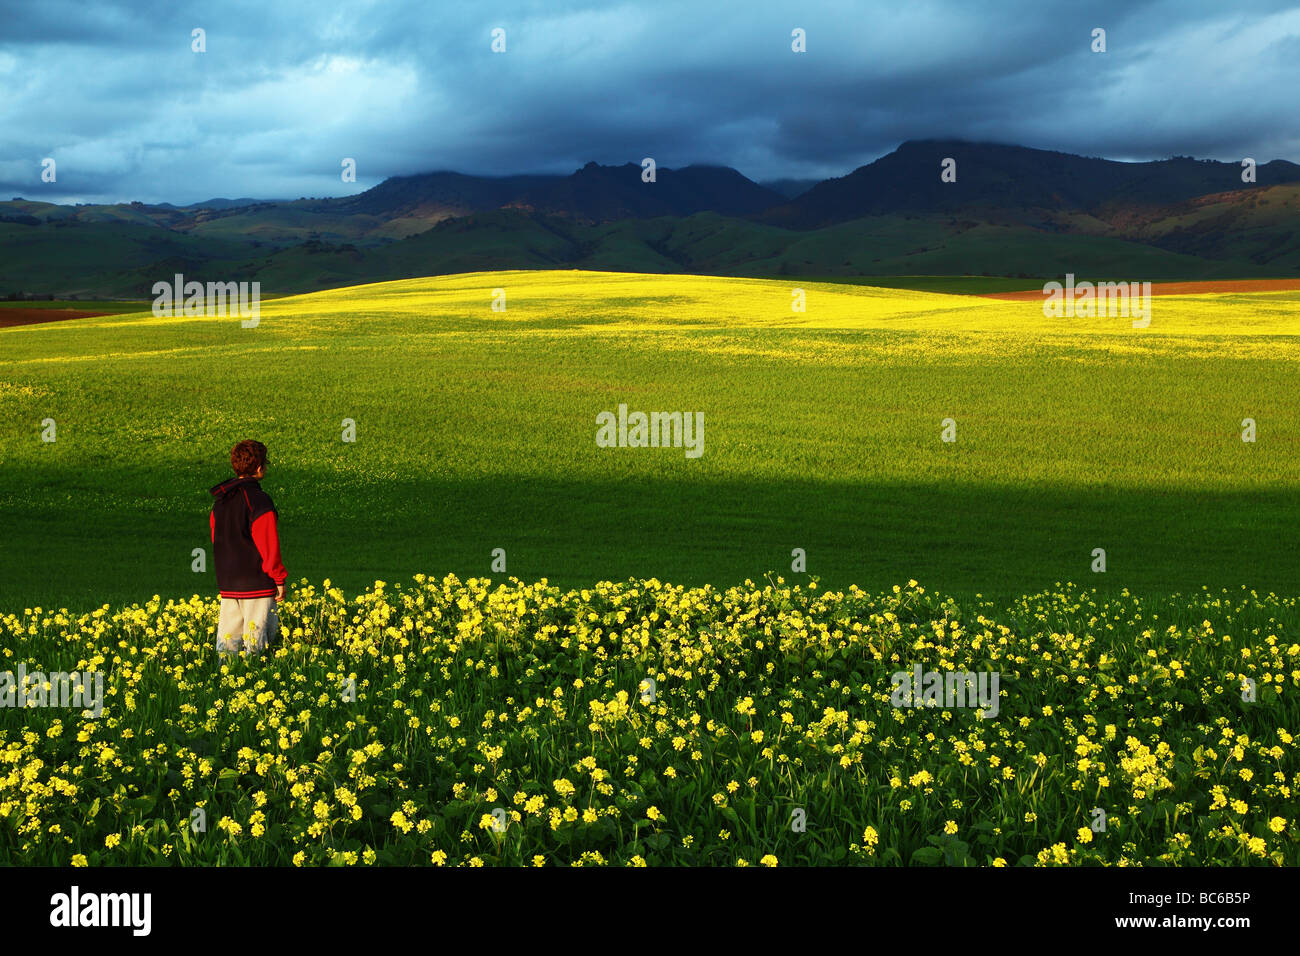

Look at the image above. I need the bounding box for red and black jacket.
[209,476,287,599]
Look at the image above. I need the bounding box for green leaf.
[123,794,156,813]
[910,846,943,865]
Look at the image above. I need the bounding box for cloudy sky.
[2,0,1297,204]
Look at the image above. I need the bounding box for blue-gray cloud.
[1,0,1296,204]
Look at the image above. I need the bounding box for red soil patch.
[0,308,112,328]
[980,278,1300,301]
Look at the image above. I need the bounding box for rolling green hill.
[3,206,1294,300]
[2,271,1297,610]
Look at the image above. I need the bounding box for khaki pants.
[217,596,279,656]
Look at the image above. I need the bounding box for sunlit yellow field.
[26,270,1300,337]
[268,271,1300,338]
[3,270,1298,868]
[3,270,1299,605]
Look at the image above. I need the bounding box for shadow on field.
[2,468,1296,609]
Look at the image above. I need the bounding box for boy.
[209,439,287,656]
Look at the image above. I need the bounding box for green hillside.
[3,206,1293,300]
[2,271,1297,609]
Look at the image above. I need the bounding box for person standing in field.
[209,439,287,656]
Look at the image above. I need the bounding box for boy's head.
[230,439,269,479]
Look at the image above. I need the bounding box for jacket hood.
[210,476,262,499]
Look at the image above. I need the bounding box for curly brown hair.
[230,439,268,477]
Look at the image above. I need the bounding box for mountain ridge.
[4,142,1299,298]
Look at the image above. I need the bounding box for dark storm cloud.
[0,0,1296,204]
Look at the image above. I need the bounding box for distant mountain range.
[153,198,276,211]
[763,139,1300,227]
[330,162,786,222]
[4,140,1298,298]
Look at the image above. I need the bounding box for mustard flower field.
[2,576,1295,866]
[4,272,1300,607]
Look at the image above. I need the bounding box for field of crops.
[2,272,1298,868]
[2,271,1299,608]
[1,576,1295,866]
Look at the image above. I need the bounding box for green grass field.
[2,270,1298,610]
[0,301,150,313]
